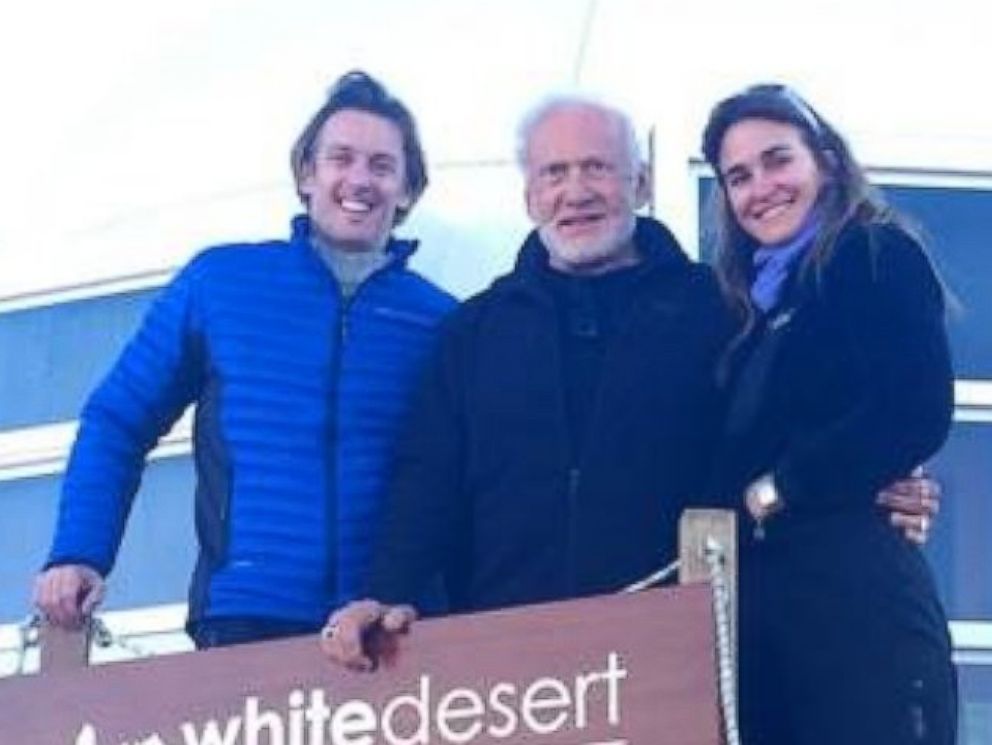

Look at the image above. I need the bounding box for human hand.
[319,599,417,672]
[33,564,105,629]
[877,466,941,545]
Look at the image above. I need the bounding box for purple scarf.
[750,212,821,312]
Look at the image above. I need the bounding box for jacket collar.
[498,216,690,294]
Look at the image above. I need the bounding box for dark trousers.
[188,616,322,649]
[738,514,958,745]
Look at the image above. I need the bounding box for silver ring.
[320,622,339,640]
[919,515,930,534]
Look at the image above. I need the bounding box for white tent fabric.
[0,0,988,299]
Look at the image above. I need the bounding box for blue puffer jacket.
[47,216,457,627]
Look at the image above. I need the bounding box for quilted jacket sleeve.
[46,259,207,575]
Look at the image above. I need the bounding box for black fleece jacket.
[368,218,734,613]
[707,219,954,519]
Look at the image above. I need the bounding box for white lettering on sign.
[72,652,629,745]
[180,716,241,745]
[485,682,518,739]
[435,687,485,744]
[380,675,430,745]
[521,677,571,734]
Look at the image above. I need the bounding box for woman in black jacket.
[701,84,957,744]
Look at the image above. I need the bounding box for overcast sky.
[0,0,987,298]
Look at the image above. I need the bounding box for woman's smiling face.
[718,118,826,246]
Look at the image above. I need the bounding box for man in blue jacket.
[33,71,456,647]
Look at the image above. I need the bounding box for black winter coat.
[707,219,957,745]
[369,218,733,612]
[708,219,954,518]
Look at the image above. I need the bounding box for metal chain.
[14,614,41,675]
[10,613,150,675]
[704,536,742,745]
[90,617,151,659]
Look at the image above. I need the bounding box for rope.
[620,540,742,743]
[704,536,742,745]
[620,558,681,594]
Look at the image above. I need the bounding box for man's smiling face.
[299,108,411,252]
[524,105,649,275]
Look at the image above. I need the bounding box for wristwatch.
[749,474,780,512]
[747,474,782,539]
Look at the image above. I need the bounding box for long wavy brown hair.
[700,84,919,376]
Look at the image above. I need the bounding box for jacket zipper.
[325,280,345,608]
[567,272,655,589]
[565,465,582,595]
[550,297,581,598]
[324,256,398,606]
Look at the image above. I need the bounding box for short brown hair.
[290,71,427,225]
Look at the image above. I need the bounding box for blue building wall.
[0,290,157,429]
[0,457,196,623]
[886,184,992,379]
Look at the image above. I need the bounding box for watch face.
[758,483,778,508]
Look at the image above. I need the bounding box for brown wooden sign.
[0,584,719,745]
